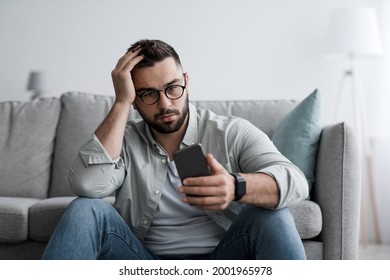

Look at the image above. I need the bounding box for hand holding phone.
[175,146,237,209]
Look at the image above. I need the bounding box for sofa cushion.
[29,196,116,242]
[50,92,141,197]
[289,200,322,239]
[193,99,298,137]
[29,197,77,242]
[0,98,61,198]
[271,90,322,190]
[0,197,40,242]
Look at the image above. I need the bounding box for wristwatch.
[231,173,246,201]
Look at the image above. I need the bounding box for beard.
[138,95,189,134]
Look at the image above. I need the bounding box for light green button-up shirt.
[69,103,309,240]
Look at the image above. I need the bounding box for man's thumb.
[206,154,223,174]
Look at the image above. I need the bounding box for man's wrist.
[230,173,246,201]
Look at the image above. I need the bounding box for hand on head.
[111,47,144,106]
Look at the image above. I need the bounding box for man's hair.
[127,39,182,69]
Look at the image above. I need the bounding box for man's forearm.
[240,166,309,209]
[240,173,280,208]
[95,101,130,160]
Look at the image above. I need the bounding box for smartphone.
[173,143,210,182]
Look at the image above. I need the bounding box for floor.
[358,243,390,260]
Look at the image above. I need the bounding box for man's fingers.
[111,52,144,84]
[181,194,230,211]
[123,54,144,73]
[114,48,143,72]
[179,185,225,197]
[179,155,235,211]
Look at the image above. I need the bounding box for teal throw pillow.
[271,89,322,191]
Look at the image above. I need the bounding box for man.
[43,39,309,260]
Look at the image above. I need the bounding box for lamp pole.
[334,53,382,245]
[326,5,383,245]
[348,55,381,245]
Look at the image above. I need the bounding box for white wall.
[1,0,389,243]
[0,0,385,124]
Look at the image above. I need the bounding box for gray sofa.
[0,92,360,260]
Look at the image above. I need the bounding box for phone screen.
[173,143,210,182]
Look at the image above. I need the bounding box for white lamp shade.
[27,71,46,91]
[325,6,382,56]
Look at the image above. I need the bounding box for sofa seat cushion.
[29,197,77,242]
[289,200,322,239]
[29,196,116,242]
[0,197,40,243]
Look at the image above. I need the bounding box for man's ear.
[185,72,189,85]
[184,72,189,95]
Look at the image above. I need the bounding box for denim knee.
[67,197,112,216]
[68,197,112,211]
[234,206,296,235]
[233,206,305,259]
[60,197,116,228]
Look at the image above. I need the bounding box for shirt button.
[161,159,167,164]
[154,190,160,195]
[143,219,148,225]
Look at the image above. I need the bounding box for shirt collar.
[181,102,199,147]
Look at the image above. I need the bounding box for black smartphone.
[173,143,210,183]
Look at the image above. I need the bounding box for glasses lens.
[142,91,159,105]
[165,85,184,100]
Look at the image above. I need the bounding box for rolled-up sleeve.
[68,134,126,198]
[259,165,309,208]
[235,119,309,208]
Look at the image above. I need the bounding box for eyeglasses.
[136,74,186,105]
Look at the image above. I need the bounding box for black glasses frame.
[136,73,186,105]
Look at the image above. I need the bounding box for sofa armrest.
[312,122,361,259]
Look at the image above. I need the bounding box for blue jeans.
[42,198,306,260]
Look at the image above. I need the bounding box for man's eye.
[166,86,179,94]
[143,91,158,98]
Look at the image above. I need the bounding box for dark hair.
[127,39,182,69]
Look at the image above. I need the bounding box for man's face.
[132,57,189,135]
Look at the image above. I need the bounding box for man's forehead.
[133,57,183,88]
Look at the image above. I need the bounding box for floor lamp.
[325,6,383,245]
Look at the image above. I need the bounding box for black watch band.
[231,173,246,201]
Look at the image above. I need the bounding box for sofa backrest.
[49,92,298,197]
[192,100,297,138]
[0,98,61,198]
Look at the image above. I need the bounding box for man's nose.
[157,91,171,108]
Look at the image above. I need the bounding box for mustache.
[154,109,180,119]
